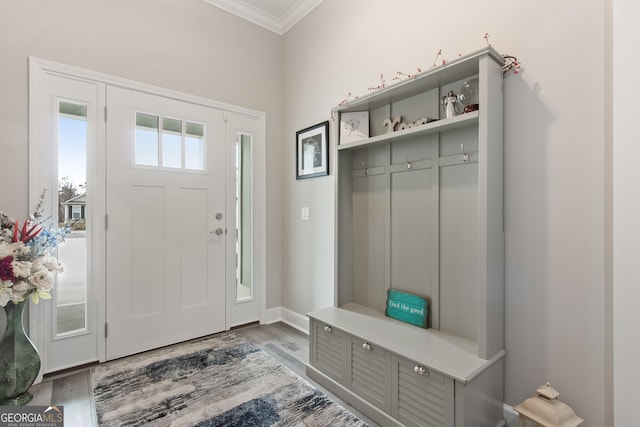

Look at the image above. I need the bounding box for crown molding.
[202,0,323,35]
[279,0,324,34]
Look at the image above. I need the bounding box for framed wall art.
[340,111,369,144]
[296,121,329,179]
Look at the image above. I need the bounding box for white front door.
[105,86,226,359]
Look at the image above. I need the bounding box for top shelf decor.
[335,47,504,114]
[334,47,505,148]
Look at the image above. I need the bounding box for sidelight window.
[57,100,88,335]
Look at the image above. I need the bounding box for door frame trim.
[28,57,267,380]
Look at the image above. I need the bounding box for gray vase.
[0,299,41,406]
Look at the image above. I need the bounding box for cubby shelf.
[338,111,479,151]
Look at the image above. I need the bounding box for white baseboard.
[262,306,309,335]
[261,306,283,325]
[503,403,519,427]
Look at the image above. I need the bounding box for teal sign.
[385,289,428,328]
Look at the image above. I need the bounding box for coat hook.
[461,143,470,163]
[362,160,369,175]
[405,153,412,169]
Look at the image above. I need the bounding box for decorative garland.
[485,33,521,75]
[502,55,521,75]
[335,33,520,117]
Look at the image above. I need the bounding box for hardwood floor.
[29,322,377,426]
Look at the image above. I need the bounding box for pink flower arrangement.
[0,190,69,306]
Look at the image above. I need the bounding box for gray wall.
[282,0,608,425]
[0,0,284,310]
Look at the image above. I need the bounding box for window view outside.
[135,112,205,170]
[57,101,88,335]
[236,134,252,301]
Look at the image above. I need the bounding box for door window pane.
[162,117,182,168]
[135,115,205,171]
[236,133,252,301]
[185,122,205,171]
[57,101,88,335]
[135,113,159,166]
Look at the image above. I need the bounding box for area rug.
[91,332,367,426]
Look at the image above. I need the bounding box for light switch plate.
[301,207,310,221]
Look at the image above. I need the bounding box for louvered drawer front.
[314,322,347,384]
[350,339,391,411]
[395,357,454,427]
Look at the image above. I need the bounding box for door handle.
[211,228,224,236]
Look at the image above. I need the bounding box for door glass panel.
[185,122,205,171]
[135,115,205,171]
[57,101,88,335]
[135,113,159,166]
[162,117,182,168]
[236,133,252,301]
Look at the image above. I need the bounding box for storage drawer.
[311,320,348,384]
[349,337,391,412]
[393,356,454,427]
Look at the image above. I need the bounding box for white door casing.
[29,58,267,376]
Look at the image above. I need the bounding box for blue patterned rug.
[91,332,366,426]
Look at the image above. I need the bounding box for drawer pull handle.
[323,325,333,333]
[362,342,372,351]
[413,365,429,376]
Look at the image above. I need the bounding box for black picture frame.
[296,121,329,180]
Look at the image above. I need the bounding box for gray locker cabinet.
[308,47,506,427]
